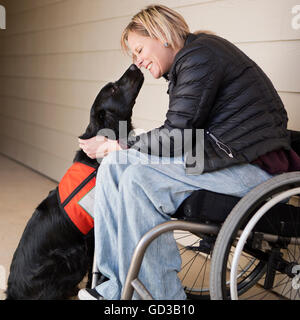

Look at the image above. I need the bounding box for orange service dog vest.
[58,162,97,235]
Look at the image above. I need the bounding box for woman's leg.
[93,149,272,299]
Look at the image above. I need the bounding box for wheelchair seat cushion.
[174,189,240,223]
[175,189,300,237]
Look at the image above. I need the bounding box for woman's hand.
[78,136,123,159]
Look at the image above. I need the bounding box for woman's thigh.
[111,149,273,215]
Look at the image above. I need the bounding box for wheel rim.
[230,187,300,300]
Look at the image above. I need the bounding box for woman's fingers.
[78,136,120,159]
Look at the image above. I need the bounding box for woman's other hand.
[78,136,123,159]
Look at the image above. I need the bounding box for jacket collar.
[184,33,198,46]
[162,72,169,81]
[163,33,198,81]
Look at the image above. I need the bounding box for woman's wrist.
[114,140,124,151]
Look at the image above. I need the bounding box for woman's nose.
[135,55,143,68]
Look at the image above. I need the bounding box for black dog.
[6,64,144,300]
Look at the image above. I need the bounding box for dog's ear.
[78,109,107,139]
[79,111,105,139]
[79,129,93,140]
[102,110,120,133]
[98,109,106,122]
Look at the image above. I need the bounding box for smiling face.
[127,31,180,79]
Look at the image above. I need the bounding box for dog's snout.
[118,64,144,88]
[127,64,143,78]
[129,64,138,71]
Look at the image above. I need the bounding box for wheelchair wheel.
[210,172,300,300]
[174,230,212,299]
[174,230,266,299]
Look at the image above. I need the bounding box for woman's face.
[127,31,179,79]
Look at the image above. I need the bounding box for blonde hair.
[121,4,190,57]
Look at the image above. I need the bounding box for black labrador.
[6,64,144,300]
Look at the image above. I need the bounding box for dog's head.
[80,64,144,140]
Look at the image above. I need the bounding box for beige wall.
[0,0,299,181]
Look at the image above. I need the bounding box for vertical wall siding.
[0,0,299,181]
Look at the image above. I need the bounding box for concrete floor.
[0,154,57,300]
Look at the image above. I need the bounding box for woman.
[78,5,299,300]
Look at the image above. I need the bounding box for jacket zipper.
[206,130,234,158]
[61,170,97,208]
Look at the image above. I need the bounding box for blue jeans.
[93,149,272,300]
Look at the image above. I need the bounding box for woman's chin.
[148,65,161,79]
[150,70,161,79]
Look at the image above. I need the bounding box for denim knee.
[97,150,128,178]
[118,164,146,191]
[96,155,113,181]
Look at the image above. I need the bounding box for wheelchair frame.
[91,171,300,300]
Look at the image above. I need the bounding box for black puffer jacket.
[126,33,290,174]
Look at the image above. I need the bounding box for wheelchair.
[92,131,300,300]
